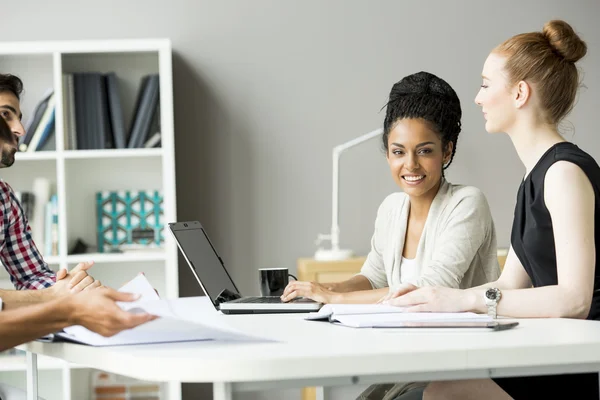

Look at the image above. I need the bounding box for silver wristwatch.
[484,288,501,319]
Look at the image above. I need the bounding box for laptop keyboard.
[233,296,316,304]
[240,297,283,303]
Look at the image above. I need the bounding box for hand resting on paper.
[377,283,418,304]
[51,261,102,297]
[67,287,157,337]
[381,285,474,313]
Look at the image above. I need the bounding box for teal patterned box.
[96,190,164,253]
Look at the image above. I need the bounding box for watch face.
[485,288,499,301]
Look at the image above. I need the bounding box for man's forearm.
[0,298,73,351]
[0,287,54,310]
[334,275,374,293]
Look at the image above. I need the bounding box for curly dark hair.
[382,71,462,172]
[0,74,24,100]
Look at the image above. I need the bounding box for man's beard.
[0,148,15,168]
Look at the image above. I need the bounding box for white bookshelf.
[0,39,179,400]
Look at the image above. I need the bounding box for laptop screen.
[169,222,240,306]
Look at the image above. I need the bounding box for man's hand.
[280,281,340,304]
[51,261,101,297]
[67,287,157,337]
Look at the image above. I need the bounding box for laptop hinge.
[215,288,242,305]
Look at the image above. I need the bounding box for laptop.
[168,221,322,314]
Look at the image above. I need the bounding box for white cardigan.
[359,180,500,290]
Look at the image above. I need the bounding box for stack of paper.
[56,274,269,346]
[306,303,492,328]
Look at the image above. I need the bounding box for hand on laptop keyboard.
[280,281,339,304]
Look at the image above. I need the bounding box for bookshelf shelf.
[45,256,60,265]
[14,152,58,161]
[63,148,163,159]
[0,39,179,400]
[66,251,167,264]
[15,149,163,161]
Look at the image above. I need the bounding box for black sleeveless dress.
[493,142,600,399]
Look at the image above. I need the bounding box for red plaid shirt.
[0,180,56,289]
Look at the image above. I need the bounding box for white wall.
[2,1,599,399]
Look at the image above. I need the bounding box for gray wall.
[3,1,599,399]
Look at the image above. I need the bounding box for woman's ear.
[514,80,531,109]
[443,141,454,165]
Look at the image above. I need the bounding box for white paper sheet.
[305,303,409,321]
[60,275,270,346]
[332,312,492,328]
[116,272,160,307]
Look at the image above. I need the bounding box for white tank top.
[400,257,418,284]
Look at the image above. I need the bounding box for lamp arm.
[333,128,383,154]
[331,150,341,250]
[329,128,383,252]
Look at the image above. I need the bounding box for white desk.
[19,309,600,400]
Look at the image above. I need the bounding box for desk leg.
[26,352,39,400]
[213,382,233,400]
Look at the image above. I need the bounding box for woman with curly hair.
[282,71,500,305]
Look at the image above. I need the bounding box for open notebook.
[40,274,269,346]
[306,303,499,328]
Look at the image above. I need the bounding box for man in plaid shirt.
[0,73,100,305]
[0,93,156,399]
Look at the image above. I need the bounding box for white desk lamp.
[314,128,384,261]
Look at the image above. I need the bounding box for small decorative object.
[69,238,91,255]
[96,190,164,253]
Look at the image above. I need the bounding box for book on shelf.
[71,72,113,150]
[14,191,34,221]
[128,74,160,149]
[143,131,161,148]
[16,184,58,258]
[60,72,160,151]
[19,90,56,152]
[30,178,51,252]
[44,194,59,257]
[104,72,127,149]
[62,74,76,150]
[19,88,51,151]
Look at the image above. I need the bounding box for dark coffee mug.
[259,268,297,297]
